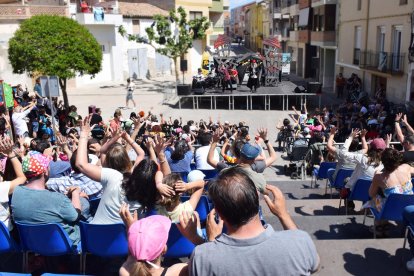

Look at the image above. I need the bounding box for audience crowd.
[0,82,318,275]
[3,72,414,274]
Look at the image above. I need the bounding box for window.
[392,25,403,71]
[377,26,385,53]
[357,0,361,11]
[189,11,202,20]
[353,26,362,65]
[400,0,408,5]
[101,45,105,52]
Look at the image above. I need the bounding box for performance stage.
[176,81,322,111]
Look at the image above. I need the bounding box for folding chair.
[180,195,211,223]
[329,168,354,198]
[15,222,81,273]
[311,162,336,188]
[366,194,414,238]
[79,222,128,274]
[164,223,195,258]
[339,177,372,216]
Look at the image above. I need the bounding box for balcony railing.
[359,50,405,75]
[311,30,335,45]
[0,4,68,19]
[298,29,310,43]
[281,0,298,9]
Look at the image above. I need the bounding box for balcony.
[310,30,335,46]
[0,4,68,19]
[298,29,310,43]
[359,50,405,75]
[299,0,311,9]
[274,12,281,19]
[281,0,298,9]
[281,3,299,16]
[76,12,122,25]
[311,0,337,7]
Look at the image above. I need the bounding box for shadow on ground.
[343,247,411,276]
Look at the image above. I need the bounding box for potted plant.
[119,7,210,95]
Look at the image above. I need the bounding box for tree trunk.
[59,78,69,109]
[173,57,180,85]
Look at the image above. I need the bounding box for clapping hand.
[350,128,361,138]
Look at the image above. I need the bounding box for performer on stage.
[220,64,233,93]
[247,60,259,93]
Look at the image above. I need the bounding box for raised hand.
[257,127,268,140]
[212,129,220,143]
[350,128,361,138]
[56,134,68,147]
[206,209,223,241]
[174,180,187,193]
[154,135,168,155]
[329,126,337,135]
[263,185,287,219]
[360,129,368,138]
[395,113,403,122]
[0,137,14,155]
[80,114,94,135]
[119,203,138,229]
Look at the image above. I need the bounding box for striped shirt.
[46,172,103,199]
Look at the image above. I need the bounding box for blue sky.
[229,0,255,10]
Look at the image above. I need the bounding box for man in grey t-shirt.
[178,167,319,276]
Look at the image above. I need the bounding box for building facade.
[337,0,413,104]
[0,0,69,88]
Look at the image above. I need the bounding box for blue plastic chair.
[79,222,128,274]
[339,177,372,216]
[164,223,195,259]
[15,222,81,272]
[329,168,354,198]
[88,197,101,216]
[180,195,210,223]
[199,169,218,181]
[311,162,336,189]
[0,221,16,254]
[41,274,93,276]
[0,273,31,276]
[367,194,414,238]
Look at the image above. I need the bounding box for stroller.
[284,138,310,179]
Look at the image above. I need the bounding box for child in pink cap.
[119,208,188,276]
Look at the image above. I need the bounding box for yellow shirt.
[157,201,194,224]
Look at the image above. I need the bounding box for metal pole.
[47,77,57,136]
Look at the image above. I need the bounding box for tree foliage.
[8,15,102,107]
[120,7,209,59]
[118,7,210,83]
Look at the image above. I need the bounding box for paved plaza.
[65,75,412,275]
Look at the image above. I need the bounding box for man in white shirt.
[195,132,219,170]
[12,101,36,138]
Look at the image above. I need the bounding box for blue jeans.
[403,205,414,255]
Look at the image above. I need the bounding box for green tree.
[8,15,102,108]
[119,6,210,84]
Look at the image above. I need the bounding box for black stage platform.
[177,82,322,110]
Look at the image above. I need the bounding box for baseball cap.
[303,127,310,133]
[240,143,260,160]
[370,138,386,150]
[128,215,171,262]
[22,153,51,178]
[187,170,205,183]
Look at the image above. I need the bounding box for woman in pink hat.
[119,204,188,276]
